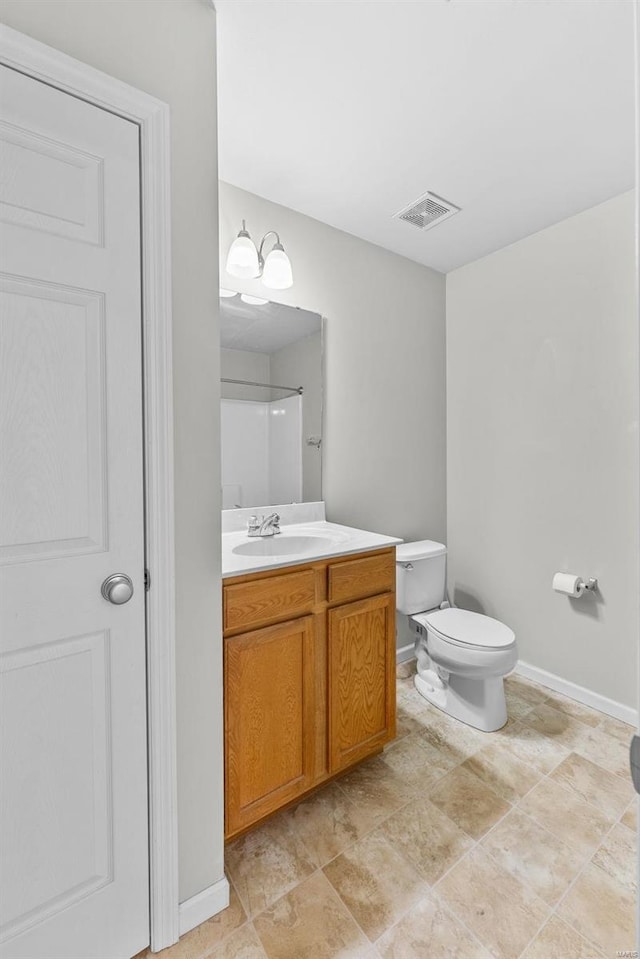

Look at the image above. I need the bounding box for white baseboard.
[179,875,230,937]
[514,660,637,727]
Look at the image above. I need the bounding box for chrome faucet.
[247,512,281,537]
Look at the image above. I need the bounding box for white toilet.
[396,541,517,732]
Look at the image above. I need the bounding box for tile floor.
[139,666,636,959]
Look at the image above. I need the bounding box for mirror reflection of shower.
[219,294,323,510]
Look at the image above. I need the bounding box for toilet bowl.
[396,541,517,732]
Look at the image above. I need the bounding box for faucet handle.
[247,514,260,536]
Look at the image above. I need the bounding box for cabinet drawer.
[327,550,395,604]
[224,568,316,632]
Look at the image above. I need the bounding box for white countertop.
[222,520,402,579]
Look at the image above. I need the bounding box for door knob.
[101,573,134,605]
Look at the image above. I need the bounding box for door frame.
[0,24,180,951]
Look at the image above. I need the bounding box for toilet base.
[414,671,507,732]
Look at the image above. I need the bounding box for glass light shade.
[219,288,237,298]
[240,294,269,305]
[226,234,259,279]
[262,246,293,289]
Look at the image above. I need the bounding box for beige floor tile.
[139,884,246,959]
[592,822,636,892]
[395,689,433,721]
[495,714,526,737]
[549,752,633,820]
[387,729,457,781]
[504,674,549,707]
[376,890,492,958]
[436,847,549,959]
[378,798,474,884]
[505,688,538,722]
[284,781,378,868]
[518,778,612,855]
[396,679,418,702]
[417,711,489,764]
[253,871,371,959]
[558,862,636,956]
[396,660,416,681]
[427,765,511,839]
[520,915,605,959]
[481,807,586,906]
[395,710,428,740]
[323,832,430,942]
[225,814,316,918]
[599,714,634,744]
[496,720,570,774]
[207,923,268,959]
[335,755,409,827]
[622,799,637,831]
[410,726,466,776]
[522,703,587,748]
[381,733,453,794]
[542,691,602,727]
[395,694,434,737]
[572,724,631,779]
[395,685,412,705]
[199,883,248,949]
[461,741,543,802]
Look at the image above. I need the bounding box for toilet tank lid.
[396,540,446,562]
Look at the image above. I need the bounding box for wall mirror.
[220,293,323,509]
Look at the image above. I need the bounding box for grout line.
[548,811,636,944]
[328,730,528,949]
[338,685,614,952]
[197,872,256,959]
[421,687,626,957]
[322,870,384,952]
[221,675,631,959]
[504,779,608,958]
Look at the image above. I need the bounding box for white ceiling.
[220,295,321,352]
[215,0,636,274]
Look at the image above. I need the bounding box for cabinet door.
[225,616,315,837]
[328,593,396,774]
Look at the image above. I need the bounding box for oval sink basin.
[232,535,337,557]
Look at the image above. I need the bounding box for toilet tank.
[396,540,447,614]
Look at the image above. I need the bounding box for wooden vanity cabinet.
[328,592,396,774]
[223,547,396,839]
[225,615,316,835]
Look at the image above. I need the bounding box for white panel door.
[0,65,148,959]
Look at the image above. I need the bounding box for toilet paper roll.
[552,572,584,597]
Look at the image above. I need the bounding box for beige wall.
[219,181,447,543]
[0,0,224,902]
[447,191,638,709]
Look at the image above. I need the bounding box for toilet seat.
[417,608,515,651]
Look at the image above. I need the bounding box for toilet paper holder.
[552,572,598,597]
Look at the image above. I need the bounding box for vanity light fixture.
[240,294,269,306]
[226,220,294,290]
[225,221,259,278]
[220,288,238,298]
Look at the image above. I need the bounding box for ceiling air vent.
[394,191,460,231]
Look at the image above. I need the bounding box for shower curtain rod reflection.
[221,377,303,395]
